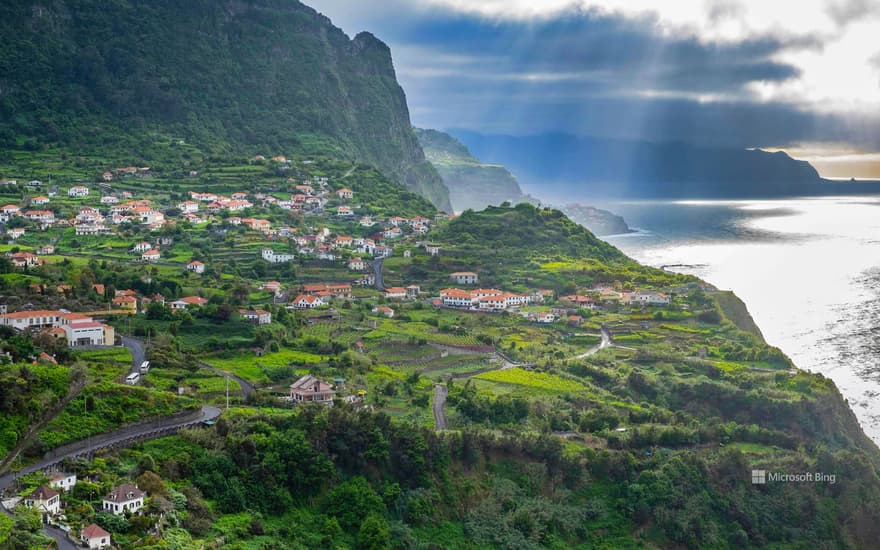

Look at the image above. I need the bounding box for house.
[48,472,77,492]
[630,291,671,306]
[243,218,271,232]
[24,209,55,224]
[31,195,50,205]
[177,200,199,213]
[389,216,407,227]
[425,245,441,256]
[7,227,25,240]
[37,245,55,255]
[384,287,407,300]
[291,295,325,309]
[239,309,272,325]
[112,296,137,311]
[383,226,403,239]
[82,524,112,549]
[142,249,160,262]
[372,306,395,318]
[536,312,557,324]
[403,250,412,258]
[102,171,114,182]
[170,296,208,310]
[8,252,39,268]
[24,485,60,517]
[64,321,111,346]
[262,248,296,263]
[336,206,354,217]
[260,280,282,294]
[450,272,479,285]
[336,188,353,200]
[348,257,366,271]
[406,285,421,299]
[100,195,119,205]
[103,484,145,516]
[68,185,90,197]
[441,288,475,308]
[0,310,113,347]
[290,375,335,403]
[186,260,205,274]
[132,242,152,253]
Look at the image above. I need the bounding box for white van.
[125,372,140,385]
[139,361,150,374]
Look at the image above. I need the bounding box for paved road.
[44,524,77,550]
[576,327,613,359]
[432,385,448,430]
[198,362,255,398]
[371,257,385,290]
[0,406,220,547]
[0,406,221,495]
[121,335,146,376]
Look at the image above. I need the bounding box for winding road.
[0,406,220,548]
[120,336,254,398]
[121,335,146,376]
[576,327,614,359]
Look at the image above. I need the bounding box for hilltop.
[0,0,451,211]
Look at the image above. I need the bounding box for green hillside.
[0,0,451,211]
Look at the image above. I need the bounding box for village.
[0,157,733,549]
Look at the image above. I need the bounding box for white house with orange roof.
[31,195,50,205]
[186,260,205,274]
[142,248,160,262]
[170,296,208,310]
[68,185,90,197]
[336,188,353,199]
[291,294,325,309]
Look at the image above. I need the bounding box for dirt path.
[432,385,448,430]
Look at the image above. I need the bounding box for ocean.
[562,196,880,443]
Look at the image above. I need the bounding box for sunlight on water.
[600,196,880,442]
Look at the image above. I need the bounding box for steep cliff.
[0,0,451,210]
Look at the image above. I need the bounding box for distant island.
[450,130,837,199]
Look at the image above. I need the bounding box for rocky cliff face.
[415,128,529,212]
[0,0,451,210]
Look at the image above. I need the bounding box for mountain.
[0,0,451,211]
[415,128,632,235]
[414,128,530,211]
[451,130,828,198]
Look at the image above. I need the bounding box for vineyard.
[475,368,586,392]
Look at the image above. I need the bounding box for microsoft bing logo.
[751,470,766,484]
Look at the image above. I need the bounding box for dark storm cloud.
[309,0,880,149]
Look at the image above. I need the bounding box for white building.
[68,185,90,197]
[186,260,205,274]
[630,291,671,306]
[24,485,60,518]
[81,524,112,549]
[48,472,77,492]
[262,248,296,263]
[102,484,145,516]
[450,272,479,285]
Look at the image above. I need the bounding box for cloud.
[308,0,880,152]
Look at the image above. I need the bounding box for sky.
[309,0,880,178]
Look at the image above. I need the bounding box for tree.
[357,514,391,550]
[324,477,386,529]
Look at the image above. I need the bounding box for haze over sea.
[534,189,880,442]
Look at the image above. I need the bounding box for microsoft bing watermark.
[751,469,836,485]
